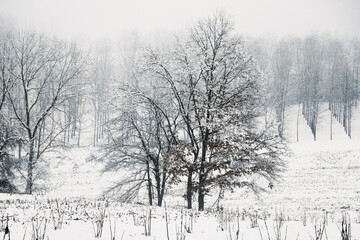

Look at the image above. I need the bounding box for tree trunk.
[77,120,82,147]
[198,159,206,211]
[330,108,333,140]
[146,160,153,206]
[159,171,166,207]
[154,161,163,207]
[348,101,352,138]
[198,128,209,211]
[296,103,300,142]
[186,168,193,209]
[93,109,97,147]
[25,139,35,194]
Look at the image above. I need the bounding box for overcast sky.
[1,0,359,42]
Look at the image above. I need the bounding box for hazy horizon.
[1,0,359,43]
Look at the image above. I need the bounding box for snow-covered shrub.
[31,215,48,240]
[340,212,351,240]
[90,202,107,238]
[216,209,235,231]
[50,199,65,230]
[273,211,287,240]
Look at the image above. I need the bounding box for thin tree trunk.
[198,156,206,211]
[77,120,82,147]
[154,161,162,207]
[330,108,333,140]
[348,101,352,138]
[186,168,193,209]
[198,126,210,211]
[159,171,166,207]
[93,110,97,147]
[146,160,153,206]
[296,103,300,142]
[25,139,35,194]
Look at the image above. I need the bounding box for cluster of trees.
[104,13,285,211]
[251,35,360,140]
[102,21,360,210]
[0,30,86,193]
[2,12,358,211]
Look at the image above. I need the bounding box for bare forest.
[0,12,359,212]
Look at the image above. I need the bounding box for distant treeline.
[247,35,360,140]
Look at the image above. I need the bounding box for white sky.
[1,0,359,42]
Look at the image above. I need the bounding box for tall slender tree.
[5,31,85,193]
[299,35,324,140]
[270,39,294,138]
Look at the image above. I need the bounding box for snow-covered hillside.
[210,104,360,214]
[23,104,359,217]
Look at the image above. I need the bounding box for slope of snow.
[1,104,360,239]
[37,146,119,199]
[209,104,360,213]
[26,103,360,213]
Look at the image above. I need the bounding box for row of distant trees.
[250,35,360,140]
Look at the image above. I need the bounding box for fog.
[1,0,360,42]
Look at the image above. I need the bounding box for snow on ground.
[281,104,360,212]
[0,195,359,240]
[39,146,120,199]
[35,104,360,211]
[1,103,360,239]
[212,104,360,214]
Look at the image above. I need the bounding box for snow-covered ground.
[1,103,360,239]
[0,195,358,240]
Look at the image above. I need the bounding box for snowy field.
[1,0,359,238]
[0,104,359,239]
[0,194,358,240]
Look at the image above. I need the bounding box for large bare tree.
[5,31,85,193]
[145,12,286,211]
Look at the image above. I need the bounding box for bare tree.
[299,35,324,141]
[89,43,113,147]
[105,81,179,206]
[5,31,85,194]
[145,12,286,211]
[102,36,181,206]
[0,32,20,191]
[270,39,294,138]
